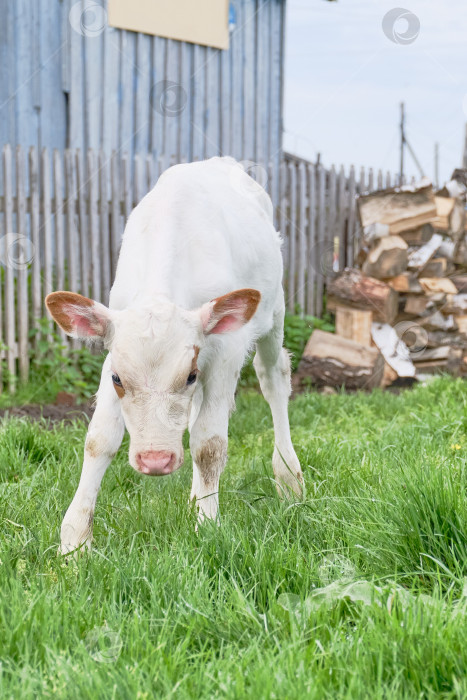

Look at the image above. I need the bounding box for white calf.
[46,157,303,553]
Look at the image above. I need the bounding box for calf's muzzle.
[136,450,178,476]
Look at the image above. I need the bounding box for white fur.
[58,157,303,554]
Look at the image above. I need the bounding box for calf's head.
[45,289,260,476]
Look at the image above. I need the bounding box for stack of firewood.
[295,173,467,390]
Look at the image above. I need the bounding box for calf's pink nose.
[136,450,175,476]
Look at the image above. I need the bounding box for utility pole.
[434,142,439,189]
[398,102,424,182]
[400,102,405,185]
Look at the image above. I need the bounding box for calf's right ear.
[45,291,112,340]
[199,288,261,335]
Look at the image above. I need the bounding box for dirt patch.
[0,399,94,426]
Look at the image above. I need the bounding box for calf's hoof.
[59,520,92,557]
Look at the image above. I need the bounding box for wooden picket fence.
[280,152,407,318]
[0,143,401,389]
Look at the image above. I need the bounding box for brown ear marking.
[45,291,93,334]
[213,288,261,321]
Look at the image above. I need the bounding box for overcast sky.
[283,0,467,185]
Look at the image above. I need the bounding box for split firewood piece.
[327,268,398,323]
[413,348,462,376]
[407,234,443,270]
[426,330,467,348]
[335,306,372,346]
[454,239,467,267]
[437,239,455,259]
[450,275,467,293]
[361,222,390,245]
[418,277,457,295]
[433,196,465,239]
[455,316,467,336]
[296,329,384,391]
[357,181,436,234]
[418,311,457,332]
[370,322,416,378]
[411,346,452,362]
[362,235,408,279]
[398,223,434,246]
[440,294,467,316]
[404,295,440,316]
[419,257,449,278]
[381,362,399,388]
[387,273,422,294]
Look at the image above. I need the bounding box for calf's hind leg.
[253,319,303,496]
[60,355,125,554]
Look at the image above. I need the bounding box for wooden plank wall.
[0,0,286,184]
[0,145,386,389]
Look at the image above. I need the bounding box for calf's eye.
[186,371,197,386]
[112,372,123,388]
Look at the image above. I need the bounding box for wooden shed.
[0,0,286,173]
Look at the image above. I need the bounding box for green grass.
[0,376,466,699]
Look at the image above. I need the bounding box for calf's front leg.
[60,356,125,554]
[189,364,239,524]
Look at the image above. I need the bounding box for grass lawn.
[0,376,466,699]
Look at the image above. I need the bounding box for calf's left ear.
[45,291,112,339]
[200,288,261,335]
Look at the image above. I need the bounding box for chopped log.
[420,257,449,278]
[381,362,398,388]
[362,235,408,279]
[455,315,467,336]
[440,294,467,316]
[433,197,465,240]
[296,329,384,391]
[419,311,457,332]
[357,182,437,235]
[419,277,457,295]
[371,322,415,377]
[335,306,372,346]
[450,275,467,293]
[407,234,443,269]
[399,223,434,246]
[361,222,390,245]
[404,295,436,316]
[433,196,465,239]
[453,239,467,267]
[426,330,467,349]
[437,239,455,259]
[421,328,467,351]
[413,348,462,376]
[387,273,423,294]
[327,269,398,323]
[411,346,452,362]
